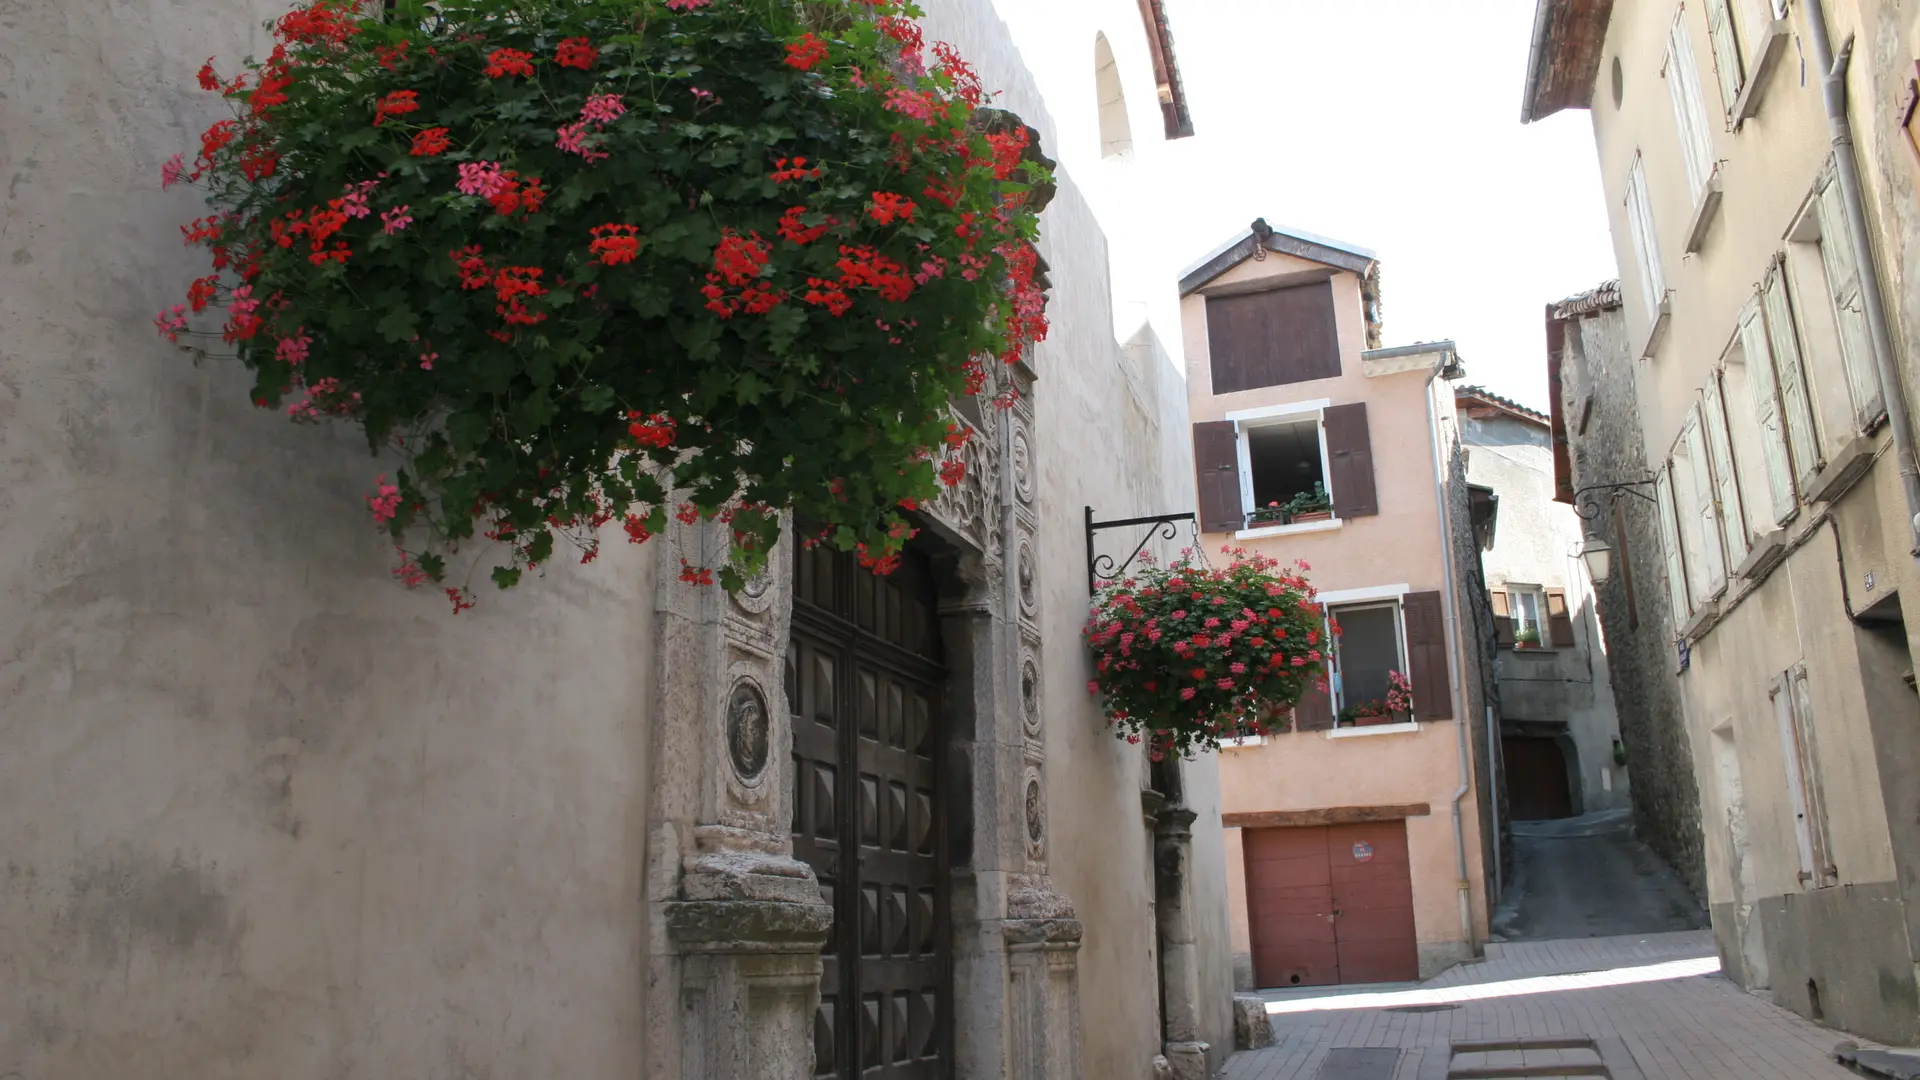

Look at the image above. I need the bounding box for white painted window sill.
[1221,736,1266,749]
[1326,721,1421,739]
[1235,518,1343,541]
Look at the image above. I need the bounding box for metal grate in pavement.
[1314,1047,1402,1080]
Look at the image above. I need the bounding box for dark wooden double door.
[789,542,951,1080]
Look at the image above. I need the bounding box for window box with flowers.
[157,0,1051,610]
[1084,548,1329,759]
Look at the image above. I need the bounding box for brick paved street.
[1224,931,1869,1079]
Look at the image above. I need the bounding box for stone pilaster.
[1154,806,1208,1080]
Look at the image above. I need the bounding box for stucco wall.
[1464,411,1627,815]
[0,3,660,1076]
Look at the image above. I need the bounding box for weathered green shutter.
[1625,157,1665,326]
[1761,259,1822,491]
[1704,0,1746,113]
[1702,372,1750,565]
[1666,13,1718,200]
[1655,464,1692,628]
[1683,408,1728,595]
[1814,170,1883,429]
[1738,297,1797,523]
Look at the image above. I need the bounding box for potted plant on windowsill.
[1284,482,1332,524]
[1248,501,1291,527]
[1514,627,1543,650]
[1334,670,1415,727]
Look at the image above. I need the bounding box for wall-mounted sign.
[1352,841,1375,863]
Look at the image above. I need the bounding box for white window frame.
[1229,399,1340,540]
[1625,154,1668,339]
[1324,597,1411,723]
[1664,9,1720,203]
[1507,584,1551,651]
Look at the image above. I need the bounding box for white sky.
[1151,0,1622,411]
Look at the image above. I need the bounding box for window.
[1673,407,1728,600]
[1327,601,1407,721]
[1727,297,1800,527]
[1701,369,1751,567]
[1773,664,1837,888]
[1785,166,1883,439]
[1204,280,1342,394]
[1191,403,1378,534]
[1624,155,1667,338]
[1491,586,1575,650]
[1655,463,1692,628]
[1244,417,1328,522]
[1092,34,1133,160]
[1664,11,1719,203]
[1760,258,1823,490]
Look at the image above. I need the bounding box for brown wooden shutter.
[1204,281,1341,394]
[1546,588,1576,647]
[1193,421,1243,533]
[1490,589,1515,648]
[1292,681,1335,732]
[1403,590,1453,719]
[1323,403,1378,518]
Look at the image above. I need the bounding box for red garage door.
[1245,821,1418,988]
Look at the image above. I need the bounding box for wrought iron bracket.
[1573,478,1658,521]
[1085,506,1196,596]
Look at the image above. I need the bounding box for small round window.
[1610,56,1624,108]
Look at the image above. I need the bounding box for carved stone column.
[1154,806,1209,1080]
[645,516,833,1080]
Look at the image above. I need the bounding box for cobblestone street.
[1224,931,1865,1079]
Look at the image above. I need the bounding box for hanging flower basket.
[160,0,1051,609]
[1083,548,1329,759]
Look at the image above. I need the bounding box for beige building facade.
[1525,0,1920,1043]
[0,1,1237,1079]
[1177,226,1496,991]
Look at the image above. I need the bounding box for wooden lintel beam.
[1223,803,1432,829]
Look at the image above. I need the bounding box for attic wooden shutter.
[1704,0,1746,113]
[1403,591,1452,719]
[1292,680,1335,732]
[1193,421,1243,533]
[1761,259,1823,491]
[1204,280,1341,394]
[1546,589,1576,647]
[1490,589,1516,648]
[1323,403,1378,518]
[1738,297,1798,524]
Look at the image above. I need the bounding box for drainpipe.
[1803,0,1920,556]
[1487,705,1502,902]
[1425,360,1477,954]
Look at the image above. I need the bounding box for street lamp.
[1578,536,1613,584]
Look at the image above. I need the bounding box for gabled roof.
[1178,219,1378,295]
[1520,0,1615,123]
[1550,279,1622,319]
[1456,385,1550,429]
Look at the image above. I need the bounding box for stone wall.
[1557,303,1708,900]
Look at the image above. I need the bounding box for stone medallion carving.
[1020,655,1042,737]
[726,680,771,782]
[728,563,777,617]
[1017,539,1037,616]
[1011,429,1034,505]
[1024,769,1046,855]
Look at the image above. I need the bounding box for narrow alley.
[1223,811,1859,1079]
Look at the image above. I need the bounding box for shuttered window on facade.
[1625,156,1666,330]
[1761,258,1823,491]
[1773,665,1838,888]
[1489,590,1516,648]
[1204,280,1342,395]
[1545,588,1577,648]
[1701,374,1751,566]
[1322,403,1379,519]
[1682,408,1729,597]
[1192,420,1243,533]
[1665,12,1719,202]
[1737,297,1799,524]
[1655,464,1693,628]
[1402,591,1452,720]
[1813,169,1884,430]
[1704,0,1746,113]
